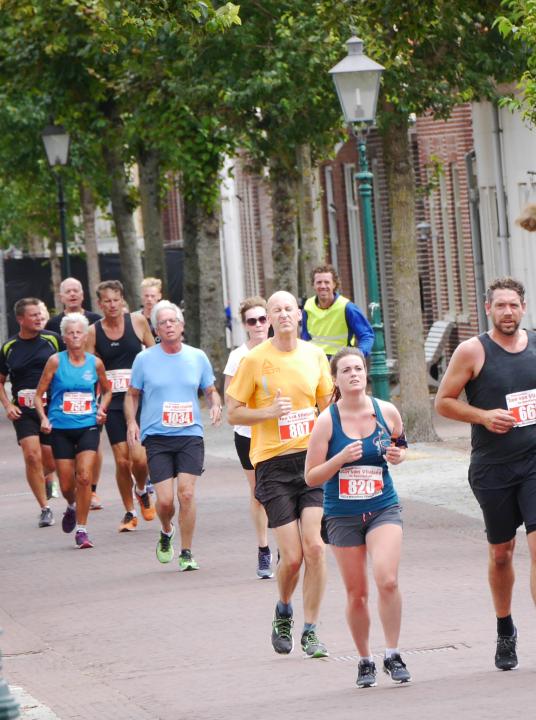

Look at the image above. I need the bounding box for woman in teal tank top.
[35,313,111,550]
[305,348,411,688]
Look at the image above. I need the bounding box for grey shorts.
[324,504,402,547]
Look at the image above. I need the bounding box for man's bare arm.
[226,392,292,426]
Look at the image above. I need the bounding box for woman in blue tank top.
[35,313,111,550]
[305,347,410,688]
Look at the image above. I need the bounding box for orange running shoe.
[136,490,156,522]
[118,511,138,532]
[90,492,103,510]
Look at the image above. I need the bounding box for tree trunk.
[138,146,168,293]
[80,182,101,312]
[269,157,298,297]
[182,192,226,391]
[382,115,438,441]
[296,144,322,298]
[102,144,143,311]
[182,197,201,348]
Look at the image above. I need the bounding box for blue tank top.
[323,397,398,516]
[48,352,98,429]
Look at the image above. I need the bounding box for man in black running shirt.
[436,277,536,673]
[0,298,62,528]
[86,280,156,532]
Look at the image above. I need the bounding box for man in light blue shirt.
[125,300,222,570]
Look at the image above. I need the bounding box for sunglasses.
[245,315,267,326]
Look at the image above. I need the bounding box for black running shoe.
[271,607,294,654]
[495,628,518,670]
[383,653,411,683]
[356,659,377,688]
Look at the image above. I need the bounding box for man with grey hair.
[125,300,222,570]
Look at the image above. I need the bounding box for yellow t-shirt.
[226,339,333,466]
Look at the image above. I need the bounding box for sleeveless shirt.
[95,314,142,410]
[466,332,536,464]
[323,398,399,516]
[48,352,98,429]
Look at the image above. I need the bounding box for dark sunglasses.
[245,315,267,326]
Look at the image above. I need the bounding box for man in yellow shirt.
[226,291,333,658]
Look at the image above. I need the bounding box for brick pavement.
[1,409,536,720]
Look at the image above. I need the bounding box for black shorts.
[143,435,205,484]
[104,407,141,446]
[50,426,100,460]
[234,432,253,471]
[255,451,323,529]
[469,454,536,544]
[13,408,52,447]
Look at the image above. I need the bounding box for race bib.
[339,465,384,500]
[278,408,315,441]
[106,369,131,393]
[62,392,93,415]
[506,389,536,427]
[17,389,47,408]
[162,401,194,428]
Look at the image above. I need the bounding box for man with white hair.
[125,300,222,571]
[226,291,333,658]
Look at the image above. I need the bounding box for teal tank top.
[48,352,98,429]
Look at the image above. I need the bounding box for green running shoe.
[156,526,175,564]
[301,629,329,658]
[178,549,199,571]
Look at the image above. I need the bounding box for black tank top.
[95,314,143,409]
[466,332,536,464]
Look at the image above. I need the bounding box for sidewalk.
[2,409,536,720]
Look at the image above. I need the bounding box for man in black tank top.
[86,280,156,532]
[436,277,536,673]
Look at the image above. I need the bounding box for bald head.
[267,290,301,339]
[60,277,84,312]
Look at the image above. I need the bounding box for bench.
[425,320,454,386]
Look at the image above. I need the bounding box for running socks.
[385,648,399,659]
[497,614,515,637]
[303,622,316,634]
[135,485,147,497]
[276,600,293,617]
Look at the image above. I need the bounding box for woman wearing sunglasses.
[224,296,272,579]
[305,347,410,688]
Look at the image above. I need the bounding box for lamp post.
[41,124,71,278]
[329,37,390,400]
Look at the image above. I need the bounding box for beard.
[493,318,520,335]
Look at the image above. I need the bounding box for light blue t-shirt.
[130,343,215,441]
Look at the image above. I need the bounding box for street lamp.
[41,124,71,278]
[329,37,390,400]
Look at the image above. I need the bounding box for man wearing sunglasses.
[226,291,333,659]
[301,264,374,359]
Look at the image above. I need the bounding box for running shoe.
[178,549,199,571]
[495,628,518,670]
[356,659,377,688]
[156,526,175,564]
[90,492,103,510]
[61,506,76,534]
[301,629,329,658]
[257,548,273,579]
[136,490,156,521]
[38,507,54,528]
[75,530,94,549]
[271,607,294,654]
[118,511,138,532]
[383,653,411,683]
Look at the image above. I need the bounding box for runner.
[436,276,536,671]
[0,298,61,527]
[46,278,103,509]
[34,313,112,549]
[38,302,59,500]
[125,300,222,570]
[133,277,162,341]
[224,296,272,579]
[86,280,156,531]
[226,291,333,658]
[305,347,411,687]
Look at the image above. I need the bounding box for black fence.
[4,248,183,337]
